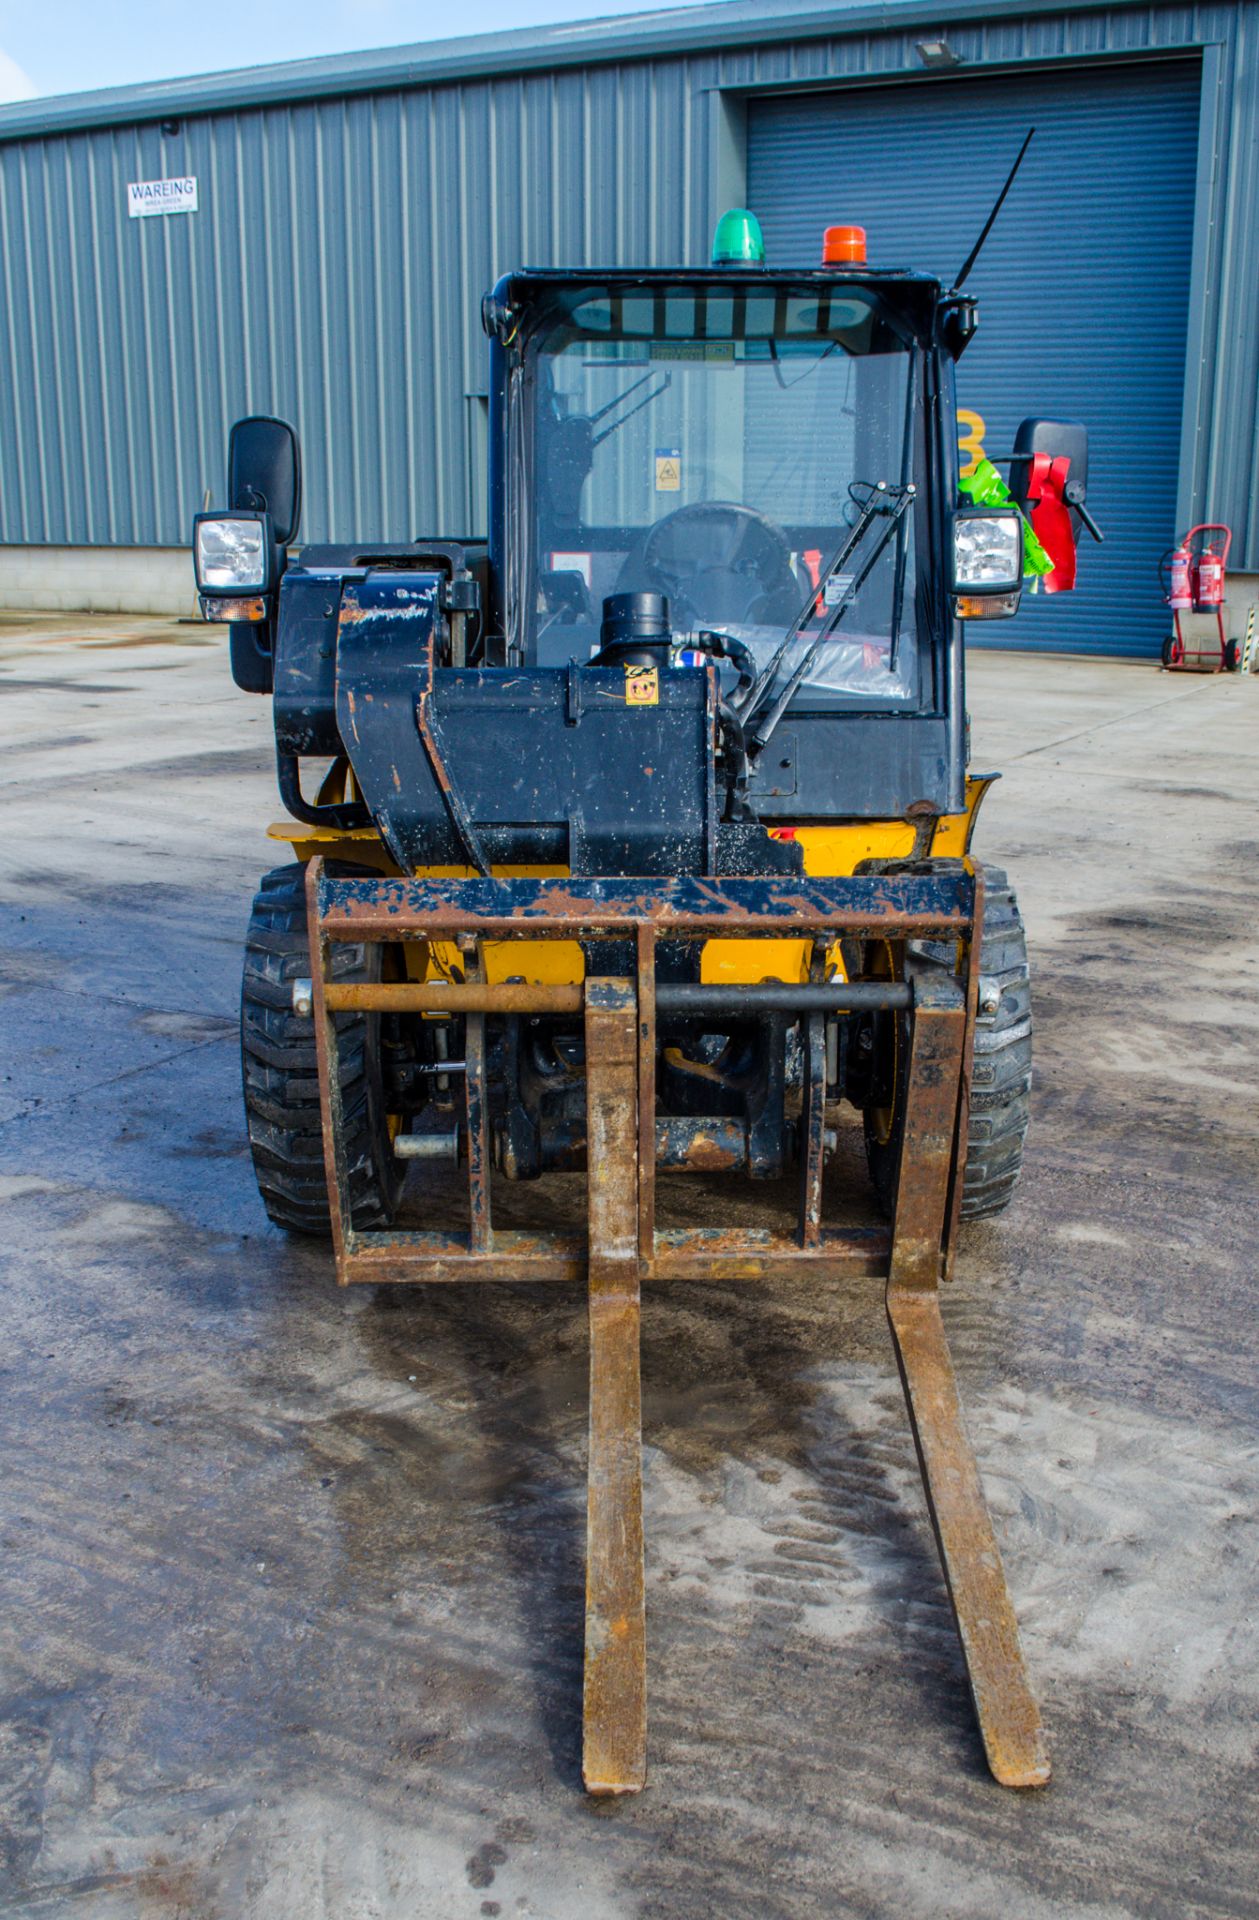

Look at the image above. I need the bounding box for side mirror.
[1010,417,1100,546]
[228,415,302,546]
[1008,417,1102,595]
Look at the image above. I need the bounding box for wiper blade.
[744,481,916,758]
[589,372,672,448]
[586,368,657,425]
[735,503,876,721]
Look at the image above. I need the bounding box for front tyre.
[862,864,1032,1222]
[240,863,405,1236]
[960,869,1033,1219]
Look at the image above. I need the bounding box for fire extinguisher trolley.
[1162,523,1239,671]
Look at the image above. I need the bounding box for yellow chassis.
[268,773,997,988]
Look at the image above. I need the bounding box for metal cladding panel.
[1205,4,1259,567]
[0,66,705,549]
[0,0,1256,582]
[748,60,1202,657]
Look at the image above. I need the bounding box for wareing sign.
[127,177,198,218]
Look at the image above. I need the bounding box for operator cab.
[498,273,935,714]
[483,264,958,817]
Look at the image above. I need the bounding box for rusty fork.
[303,861,1048,1793]
[582,979,647,1794]
[885,969,1050,1789]
[576,961,1049,1794]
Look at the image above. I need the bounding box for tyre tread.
[960,869,1031,1220]
[240,863,402,1237]
[862,862,1032,1223]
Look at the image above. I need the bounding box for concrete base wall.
[1228,572,1259,628]
[2,546,1257,641]
[0,546,196,616]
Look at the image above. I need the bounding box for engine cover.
[333,571,717,875]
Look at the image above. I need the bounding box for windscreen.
[525,283,921,707]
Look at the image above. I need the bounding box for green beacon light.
[712,207,765,266]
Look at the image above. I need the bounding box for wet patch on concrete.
[1,619,1257,1917]
[0,678,131,695]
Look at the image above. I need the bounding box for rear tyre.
[862,864,1032,1223]
[240,863,405,1236]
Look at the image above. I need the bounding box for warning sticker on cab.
[624,665,659,706]
[654,448,681,492]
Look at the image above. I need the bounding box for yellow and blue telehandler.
[195,197,1098,1795]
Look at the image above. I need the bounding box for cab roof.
[486,266,953,346]
[500,266,945,295]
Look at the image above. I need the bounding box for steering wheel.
[618,502,801,631]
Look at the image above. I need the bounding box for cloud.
[0,46,37,102]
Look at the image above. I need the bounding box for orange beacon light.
[822,224,867,264]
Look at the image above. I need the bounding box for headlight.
[194,512,272,593]
[951,509,1022,593]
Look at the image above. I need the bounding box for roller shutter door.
[748,61,1200,656]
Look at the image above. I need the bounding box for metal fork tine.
[887,971,1050,1789]
[582,978,648,1795]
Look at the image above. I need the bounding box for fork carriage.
[304,858,1049,1794]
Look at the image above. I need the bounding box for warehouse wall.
[0,0,1256,570]
[0,65,709,552]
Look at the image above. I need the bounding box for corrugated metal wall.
[0,1,1256,567]
[749,60,1202,655]
[0,74,705,546]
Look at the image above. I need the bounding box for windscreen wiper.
[743,480,916,759]
[736,500,878,721]
[589,371,672,448]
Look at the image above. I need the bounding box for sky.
[0,0,707,103]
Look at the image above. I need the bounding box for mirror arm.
[1065,486,1104,543]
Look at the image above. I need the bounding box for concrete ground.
[1,613,1257,1920]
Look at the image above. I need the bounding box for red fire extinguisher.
[1168,542,1193,612]
[1193,540,1225,609]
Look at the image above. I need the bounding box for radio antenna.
[953,128,1035,290]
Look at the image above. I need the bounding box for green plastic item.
[712,208,766,266]
[959,455,1054,577]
